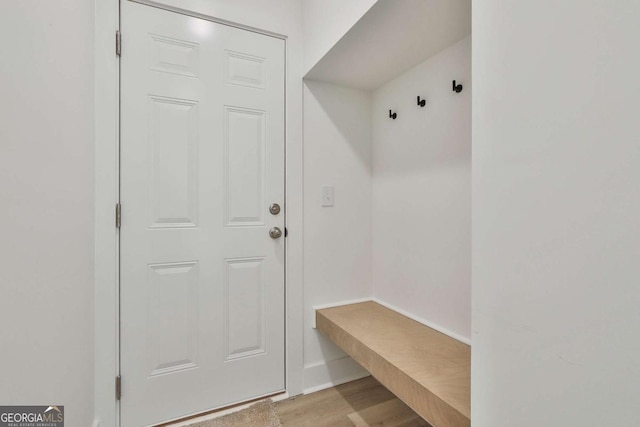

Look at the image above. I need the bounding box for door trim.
[94,2,304,426]
[128,0,287,40]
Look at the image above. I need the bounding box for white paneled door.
[119,2,285,426]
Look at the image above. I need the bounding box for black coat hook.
[417,96,426,107]
[452,80,463,93]
[389,109,397,120]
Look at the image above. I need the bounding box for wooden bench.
[316,301,470,427]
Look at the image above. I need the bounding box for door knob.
[269,203,281,215]
[269,227,283,239]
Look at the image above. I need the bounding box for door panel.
[120,2,285,426]
[224,257,266,360]
[148,95,199,228]
[224,106,266,226]
[147,261,199,377]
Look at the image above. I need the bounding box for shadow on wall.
[304,79,372,170]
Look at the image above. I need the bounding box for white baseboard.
[303,356,370,394]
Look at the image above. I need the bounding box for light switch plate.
[322,186,334,207]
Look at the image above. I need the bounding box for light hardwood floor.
[275,376,431,427]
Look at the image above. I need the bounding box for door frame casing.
[94,1,305,426]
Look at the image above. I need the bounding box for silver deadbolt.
[269,203,281,215]
[269,227,283,239]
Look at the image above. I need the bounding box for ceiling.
[304,0,471,91]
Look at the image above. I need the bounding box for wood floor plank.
[347,398,431,427]
[316,302,471,427]
[275,377,414,427]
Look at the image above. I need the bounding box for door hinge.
[115,30,121,56]
[284,227,288,237]
[115,375,122,401]
[115,203,122,229]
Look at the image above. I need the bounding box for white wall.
[0,1,95,427]
[473,1,640,425]
[302,0,377,74]
[303,80,373,391]
[372,37,471,342]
